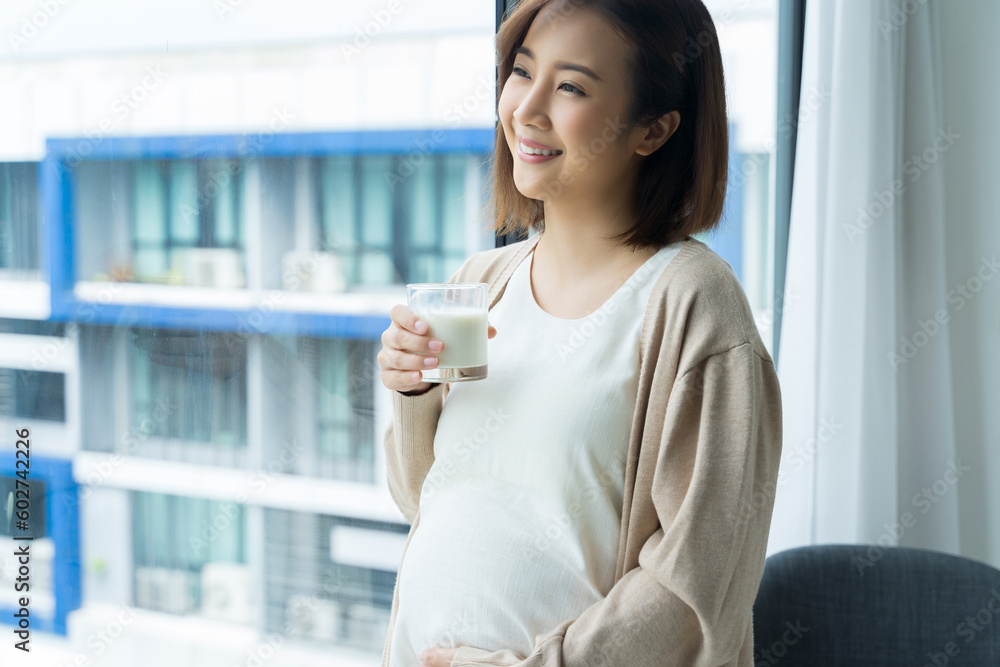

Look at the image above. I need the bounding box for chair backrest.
[753,544,1000,666]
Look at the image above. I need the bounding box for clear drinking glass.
[406,282,488,382]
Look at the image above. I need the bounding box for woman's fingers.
[380,304,444,393]
[385,304,443,353]
[391,303,427,336]
[378,347,439,372]
[394,327,443,356]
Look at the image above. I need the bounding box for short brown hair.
[485,0,729,249]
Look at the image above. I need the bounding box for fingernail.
[428,339,443,351]
[424,357,437,366]
[415,320,427,333]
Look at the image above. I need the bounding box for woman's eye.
[510,66,584,95]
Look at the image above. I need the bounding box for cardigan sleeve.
[450,342,783,666]
[383,382,447,524]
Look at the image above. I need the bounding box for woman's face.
[498,5,650,206]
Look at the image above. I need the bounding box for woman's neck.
[536,205,652,280]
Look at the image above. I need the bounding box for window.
[0,162,38,275]
[0,476,49,538]
[0,318,66,337]
[256,153,483,293]
[132,492,248,617]
[316,338,378,483]
[0,368,66,422]
[129,328,248,447]
[700,0,781,353]
[263,509,405,650]
[74,158,245,286]
[318,152,473,286]
[131,159,244,284]
[255,335,380,483]
[403,154,471,284]
[79,325,250,463]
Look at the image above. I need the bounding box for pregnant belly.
[390,480,604,665]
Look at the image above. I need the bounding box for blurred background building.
[0,1,777,665]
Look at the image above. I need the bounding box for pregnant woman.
[377,0,782,665]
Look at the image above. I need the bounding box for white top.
[389,241,683,666]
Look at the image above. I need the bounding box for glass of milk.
[406,282,488,382]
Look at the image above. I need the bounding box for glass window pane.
[360,250,395,285]
[170,161,200,245]
[13,368,66,422]
[133,161,166,245]
[359,156,393,247]
[134,247,167,278]
[205,158,241,246]
[133,492,247,616]
[0,163,39,273]
[410,253,441,285]
[129,329,248,451]
[409,158,438,250]
[0,318,66,336]
[319,155,359,284]
[0,476,49,538]
[442,154,467,255]
[319,156,357,251]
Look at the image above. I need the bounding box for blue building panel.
[63,302,393,339]
[43,128,495,339]
[0,453,80,636]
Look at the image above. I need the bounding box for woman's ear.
[635,111,681,157]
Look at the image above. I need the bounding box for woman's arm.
[383,371,448,524]
[449,342,783,666]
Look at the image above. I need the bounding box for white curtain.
[768,0,961,556]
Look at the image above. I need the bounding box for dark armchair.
[753,544,1000,666]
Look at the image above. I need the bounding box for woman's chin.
[512,179,552,202]
[516,189,549,204]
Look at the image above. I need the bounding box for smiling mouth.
[518,141,563,157]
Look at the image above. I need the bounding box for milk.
[417,307,488,368]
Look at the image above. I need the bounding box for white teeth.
[519,142,562,156]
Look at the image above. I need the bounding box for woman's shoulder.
[649,236,773,367]
[660,236,741,294]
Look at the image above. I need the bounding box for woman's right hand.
[379,304,445,395]
[379,304,496,395]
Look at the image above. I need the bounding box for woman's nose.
[512,82,550,130]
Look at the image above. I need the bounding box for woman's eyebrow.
[514,46,603,82]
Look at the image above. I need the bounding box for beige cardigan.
[380,232,783,667]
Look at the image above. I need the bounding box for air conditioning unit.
[282,251,346,292]
[134,567,197,614]
[201,562,255,624]
[285,594,342,642]
[173,248,245,289]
